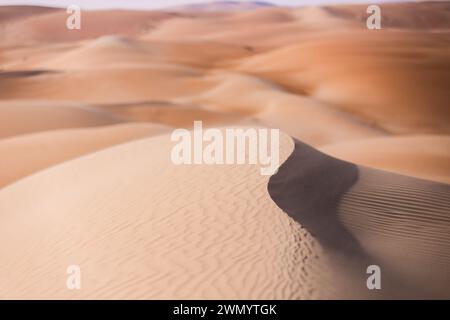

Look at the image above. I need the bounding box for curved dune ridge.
[37,36,253,71]
[0,129,344,300]
[1,128,448,299]
[0,67,213,105]
[269,139,450,299]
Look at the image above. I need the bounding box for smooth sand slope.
[0,9,174,45]
[238,30,450,134]
[2,3,449,47]
[0,100,123,139]
[324,2,450,30]
[0,66,213,104]
[0,130,343,300]
[320,135,450,184]
[0,100,124,138]
[0,123,170,188]
[0,5,58,24]
[95,100,245,128]
[35,36,254,71]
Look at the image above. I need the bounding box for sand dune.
[292,6,358,30]
[0,5,59,24]
[229,7,294,24]
[2,130,448,299]
[3,2,449,47]
[238,30,450,134]
[146,5,361,48]
[324,2,450,30]
[0,130,338,299]
[253,93,386,146]
[95,101,244,128]
[178,72,385,144]
[0,67,212,104]
[269,139,450,299]
[320,135,450,183]
[0,9,175,46]
[36,37,253,71]
[0,100,123,139]
[0,2,449,300]
[145,8,303,47]
[0,123,170,188]
[167,1,274,12]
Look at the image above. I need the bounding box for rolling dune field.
[0,1,449,299]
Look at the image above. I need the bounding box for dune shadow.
[268,138,450,298]
[268,139,365,255]
[0,70,59,79]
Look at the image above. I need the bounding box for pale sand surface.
[0,123,170,188]
[0,2,449,299]
[0,131,344,300]
[0,100,124,139]
[320,135,450,184]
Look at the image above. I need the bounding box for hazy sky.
[0,0,418,10]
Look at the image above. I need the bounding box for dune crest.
[269,139,450,299]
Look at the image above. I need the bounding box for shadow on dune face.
[0,70,59,78]
[267,139,378,298]
[268,139,450,298]
[268,139,361,253]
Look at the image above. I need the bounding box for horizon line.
[0,0,425,11]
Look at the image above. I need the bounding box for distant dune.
[238,30,450,134]
[0,100,123,139]
[0,5,59,23]
[0,9,175,45]
[166,1,275,12]
[0,123,170,188]
[320,135,450,184]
